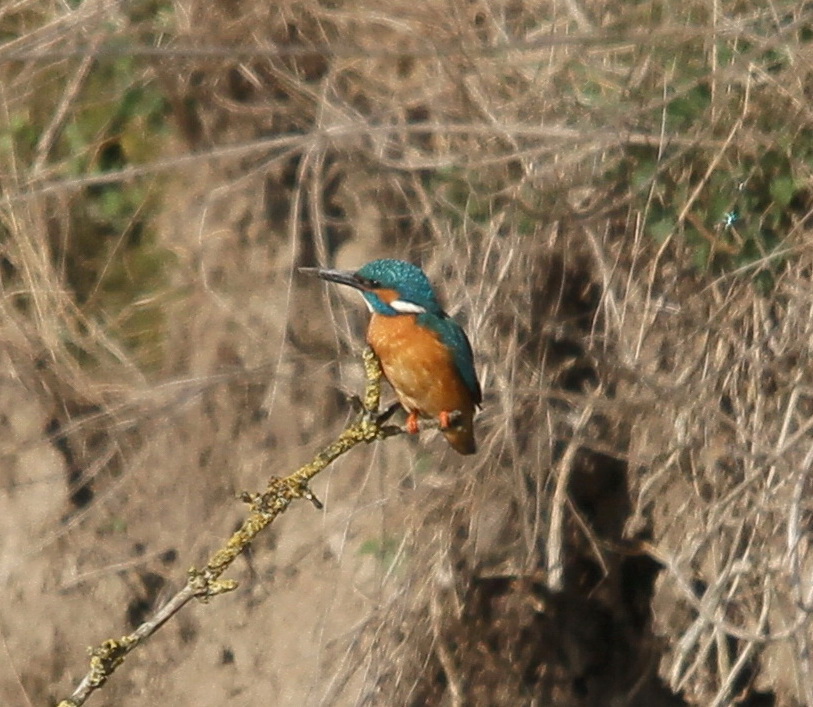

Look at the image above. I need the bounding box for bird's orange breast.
[366,313,474,419]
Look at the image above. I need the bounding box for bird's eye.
[359,276,380,289]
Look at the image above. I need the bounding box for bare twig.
[546,394,598,592]
[31,45,98,175]
[57,348,401,707]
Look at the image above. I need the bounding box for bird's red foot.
[406,410,420,435]
[439,410,463,430]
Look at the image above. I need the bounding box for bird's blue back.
[419,311,482,405]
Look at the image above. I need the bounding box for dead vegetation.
[2,1,813,705]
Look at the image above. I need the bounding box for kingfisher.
[302,258,482,454]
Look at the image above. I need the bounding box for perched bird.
[302,258,482,454]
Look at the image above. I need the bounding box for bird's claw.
[406,410,420,435]
[439,410,463,430]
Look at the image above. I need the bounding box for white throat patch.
[390,299,427,314]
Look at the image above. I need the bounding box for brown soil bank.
[1,1,811,705]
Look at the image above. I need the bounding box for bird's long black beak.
[299,266,366,290]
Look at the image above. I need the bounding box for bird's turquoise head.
[302,258,443,316]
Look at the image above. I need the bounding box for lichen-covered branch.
[58,348,401,707]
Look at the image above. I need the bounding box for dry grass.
[2,0,813,705]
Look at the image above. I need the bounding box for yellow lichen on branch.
[58,348,401,707]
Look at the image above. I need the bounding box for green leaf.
[648,217,675,242]
[770,175,796,207]
[632,159,657,190]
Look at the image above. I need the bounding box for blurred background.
[2,1,813,705]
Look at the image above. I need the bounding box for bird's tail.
[443,410,476,455]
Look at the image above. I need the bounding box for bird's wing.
[420,313,482,406]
